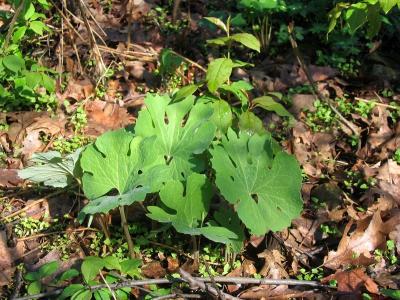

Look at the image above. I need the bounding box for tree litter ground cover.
[0,0,400,299]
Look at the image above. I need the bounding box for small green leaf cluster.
[0,0,56,111]
[374,240,398,265]
[394,149,400,165]
[13,216,50,237]
[58,256,140,300]
[23,257,140,299]
[328,0,400,38]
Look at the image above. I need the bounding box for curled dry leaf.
[21,116,65,159]
[324,211,399,269]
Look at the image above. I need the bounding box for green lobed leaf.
[80,129,166,200]
[206,58,233,93]
[147,173,237,243]
[18,149,82,188]
[147,173,212,232]
[210,129,303,235]
[135,94,216,180]
[230,33,261,52]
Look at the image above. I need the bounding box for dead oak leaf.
[85,100,133,136]
[324,212,398,269]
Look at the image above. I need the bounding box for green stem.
[119,206,135,259]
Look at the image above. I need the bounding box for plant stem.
[191,235,199,264]
[118,206,135,259]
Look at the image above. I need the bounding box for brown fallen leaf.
[21,115,65,159]
[62,77,94,101]
[141,261,166,278]
[288,94,315,117]
[376,159,400,205]
[85,100,134,136]
[258,249,289,279]
[324,211,399,269]
[322,268,379,298]
[0,169,23,187]
[0,230,24,286]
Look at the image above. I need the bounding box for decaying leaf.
[322,268,379,296]
[0,169,23,187]
[324,212,399,269]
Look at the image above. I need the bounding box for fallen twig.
[13,274,332,300]
[179,268,240,300]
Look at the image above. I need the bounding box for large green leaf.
[3,55,25,73]
[210,129,303,235]
[230,33,261,52]
[206,58,233,93]
[18,149,82,188]
[81,129,165,200]
[135,94,215,180]
[253,95,294,120]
